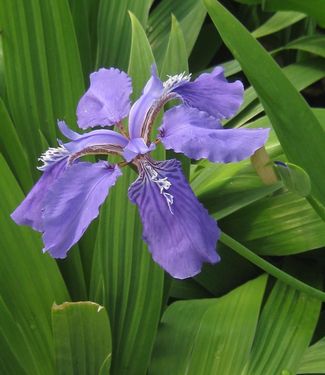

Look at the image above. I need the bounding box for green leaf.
[52,302,111,375]
[263,0,325,27]
[285,35,325,59]
[241,264,321,375]
[0,154,69,375]
[38,0,85,127]
[222,190,325,256]
[68,0,100,79]
[128,12,155,98]
[205,0,325,210]
[0,0,55,161]
[298,337,325,374]
[252,11,306,38]
[161,15,190,177]
[96,0,151,70]
[161,15,188,78]
[0,98,33,192]
[0,0,84,166]
[149,275,267,375]
[0,36,5,97]
[148,0,206,65]
[90,13,164,375]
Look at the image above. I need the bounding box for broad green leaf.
[149,275,267,375]
[252,11,306,38]
[161,15,188,78]
[96,0,151,70]
[205,0,325,209]
[161,15,190,177]
[0,97,33,192]
[222,190,325,256]
[68,0,100,79]
[90,14,164,375]
[263,0,325,27]
[0,0,84,164]
[298,337,325,374]
[128,12,155,98]
[2,0,88,301]
[148,0,206,65]
[286,35,325,59]
[0,154,69,375]
[241,266,321,375]
[52,302,111,375]
[0,0,56,162]
[0,36,4,97]
[39,0,85,127]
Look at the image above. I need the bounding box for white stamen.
[144,163,174,214]
[38,145,70,171]
[163,72,191,92]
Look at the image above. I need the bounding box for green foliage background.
[0,0,325,374]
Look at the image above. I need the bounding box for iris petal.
[173,66,243,119]
[128,65,164,140]
[11,158,68,232]
[58,121,128,155]
[159,105,269,163]
[128,158,220,279]
[42,161,121,258]
[123,138,156,162]
[77,68,132,128]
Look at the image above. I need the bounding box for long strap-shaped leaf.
[52,302,112,375]
[149,275,267,375]
[0,155,69,375]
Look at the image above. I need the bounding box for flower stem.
[220,231,325,301]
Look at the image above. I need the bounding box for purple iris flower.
[11,66,269,279]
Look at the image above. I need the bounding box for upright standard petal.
[128,65,164,140]
[171,66,244,120]
[77,68,132,128]
[11,158,68,232]
[42,161,122,258]
[159,106,269,163]
[128,158,220,279]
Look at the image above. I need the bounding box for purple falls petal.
[128,65,164,139]
[159,105,270,163]
[11,158,68,232]
[42,161,121,258]
[173,66,244,120]
[123,138,156,162]
[77,68,132,129]
[128,158,220,279]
